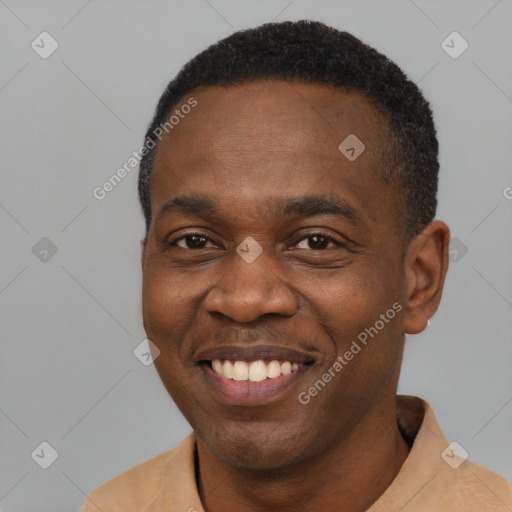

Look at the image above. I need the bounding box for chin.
[197,421,313,471]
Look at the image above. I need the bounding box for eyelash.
[166,231,348,251]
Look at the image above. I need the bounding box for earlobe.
[402,220,450,335]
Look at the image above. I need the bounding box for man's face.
[141,81,408,469]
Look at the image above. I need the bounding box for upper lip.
[195,345,318,364]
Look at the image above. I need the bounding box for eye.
[295,233,345,250]
[165,232,346,252]
[170,233,217,249]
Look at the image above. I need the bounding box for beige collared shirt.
[82,395,512,511]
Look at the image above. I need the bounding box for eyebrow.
[157,194,358,223]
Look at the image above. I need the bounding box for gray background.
[1,0,511,510]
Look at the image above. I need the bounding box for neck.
[196,396,411,512]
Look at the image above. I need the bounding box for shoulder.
[440,459,512,510]
[391,396,512,511]
[81,450,170,512]
[81,434,195,512]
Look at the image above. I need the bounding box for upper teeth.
[212,359,300,381]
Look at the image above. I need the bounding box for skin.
[140,80,450,512]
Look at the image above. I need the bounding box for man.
[83,20,512,511]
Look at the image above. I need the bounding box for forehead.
[150,81,397,230]
[162,81,386,161]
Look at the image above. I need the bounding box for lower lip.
[201,363,312,406]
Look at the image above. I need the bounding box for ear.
[402,220,450,334]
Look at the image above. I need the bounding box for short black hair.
[138,20,438,241]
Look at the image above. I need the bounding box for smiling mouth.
[210,358,308,381]
[199,358,315,405]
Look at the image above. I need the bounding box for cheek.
[304,263,402,357]
[302,267,379,325]
[142,272,170,332]
[142,263,199,322]
[142,271,197,398]
[141,267,194,358]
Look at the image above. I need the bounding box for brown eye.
[296,234,336,250]
[173,234,213,249]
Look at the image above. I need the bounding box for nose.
[203,249,298,323]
